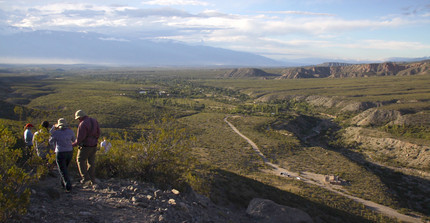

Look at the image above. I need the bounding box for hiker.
[72,110,100,187]
[49,118,76,192]
[100,137,112,153]
[33,121,53,160]
[23,123,34,159]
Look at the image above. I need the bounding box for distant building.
[325,175,345,185]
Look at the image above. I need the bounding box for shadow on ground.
[209,169,374,223]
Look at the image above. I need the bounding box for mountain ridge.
[277,60,430,79]
[0,30,283,67]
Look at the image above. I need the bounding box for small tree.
[0,124,46,222]
[13,106,23,121]
[0,125,30,221]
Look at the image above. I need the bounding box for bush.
[96,118,199,190]
[0,125,35,221]
[0,123,50,222]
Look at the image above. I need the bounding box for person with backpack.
[33,121,55,174]
[49,118,76,192]
[72,110,100,188]
[33,121,53,160]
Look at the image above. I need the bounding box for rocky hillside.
[20,172,313,223]
[219,68,278,78]
[343,126,430,171]
[256,92,430,172]
[277,60,430,79]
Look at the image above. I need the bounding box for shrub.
[0,125,44,221]
[96,118,199,190]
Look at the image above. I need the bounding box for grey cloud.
[260,10,335,16]
[116,7,193,18]
[402,3,430,16]
[115,7,231,19]
[63,9,106,17]
[196,11,232,18]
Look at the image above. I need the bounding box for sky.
[1,0,429,62]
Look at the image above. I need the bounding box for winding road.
[224,116,421,223]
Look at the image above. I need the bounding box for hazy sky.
[1,0,429,61]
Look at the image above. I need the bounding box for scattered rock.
[154,189,162,198]
[21,175,256,223]
[171,189,180,195]
[168,199,176,205]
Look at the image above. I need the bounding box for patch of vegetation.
[381,124,430,140]
[96,118,199,190]
[0,124,49,222]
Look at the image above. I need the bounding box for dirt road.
[224,116,422,223]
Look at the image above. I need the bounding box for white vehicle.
[280,172,290,177]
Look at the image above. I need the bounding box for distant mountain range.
[0,30,283,67]
[277,61,430,79]
[0,30,428,67]
[218,60,430,79]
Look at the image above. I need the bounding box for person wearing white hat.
[72,110,101,188]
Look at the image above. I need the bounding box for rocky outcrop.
[279,67,331,79]
[304,95,371,111]
[340,101,377,112]
[351,108,402,126]
[278,61,430,79]
[343,127,430,170]
[246,198,313,223]
[220,68,278,78]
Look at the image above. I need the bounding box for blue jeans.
[56,151,73,191]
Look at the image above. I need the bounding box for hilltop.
[219,68,279,78]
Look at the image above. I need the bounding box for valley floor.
[224,116,423,223]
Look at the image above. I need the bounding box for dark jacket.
[72,116,100,147]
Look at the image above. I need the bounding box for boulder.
[246,198,313,223]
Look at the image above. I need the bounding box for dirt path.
[224,116,422,223]
[23,168,251,223]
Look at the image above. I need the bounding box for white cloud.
[2,1,430,61]
[260,11,335,16]
[99,37,130,42]
[357,40,430,50]
[141,0,210,6]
